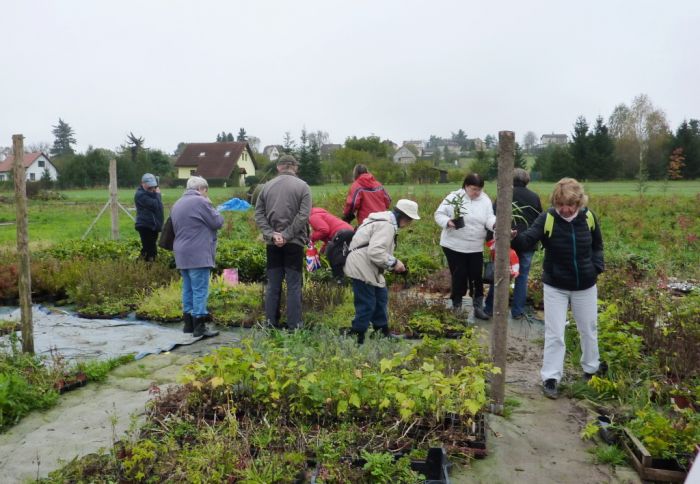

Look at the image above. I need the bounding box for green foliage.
[628,407,700,461]
[136,279,184,322]
[361,450,424,483]
[44,238,142,260]
[207,278,264,327]
[184,330,495,423]
[533,144,575,181]
[591,444,627,466]
[215,240,266,282]
[75,355,135,382]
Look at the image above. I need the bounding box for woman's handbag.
[158,217,175,251]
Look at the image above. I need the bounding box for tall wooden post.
[109,159,119,240]
[12,134,34,354]
[490,130,515,414]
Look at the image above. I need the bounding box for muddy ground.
[0,313,643,483]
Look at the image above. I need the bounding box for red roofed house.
[0,152,59,182]
[174,142,257,186]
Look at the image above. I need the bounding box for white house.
[393,146,417,165]
[0,152,59,182]
[540,133,568,146]
[262,145,283,161]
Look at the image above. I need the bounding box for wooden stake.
[490,130,515,414]
[12,134,34,354]
[109,159,119,240]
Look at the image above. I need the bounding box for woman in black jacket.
[513,178,604,399]
[134,173,164,261]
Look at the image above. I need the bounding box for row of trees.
[534,95,700,181]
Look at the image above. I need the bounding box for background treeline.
[534,95,700,181]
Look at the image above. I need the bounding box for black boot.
[183,313,194,334]
[348,328,366,345]
[473,297,490,320]
[193,315,219,338]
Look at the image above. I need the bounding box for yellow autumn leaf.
[354,369,363,379]
[210,376,224,388]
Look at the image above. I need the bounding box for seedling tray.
[622,427,688,482]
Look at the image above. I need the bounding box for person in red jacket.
[342,165,391,224]
[309,207,355,280]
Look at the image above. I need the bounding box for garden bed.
[622,427,689,482]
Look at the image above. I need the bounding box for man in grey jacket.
[254,155,311,330]
[171,176,224,337]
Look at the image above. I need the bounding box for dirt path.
[451,313,641,484]
[0,329,240,483]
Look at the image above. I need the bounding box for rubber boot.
[349,328,366,345]
[193,315,219,338]
[183,313,194,334]
[377,325,397,340]
[473,297,490,320]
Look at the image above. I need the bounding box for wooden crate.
[622,427,688,482]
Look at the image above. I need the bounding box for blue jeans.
[181,268,211,317]
[484,250,534,317]
[351,279,388,333]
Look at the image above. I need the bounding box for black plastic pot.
[451,217,465,229]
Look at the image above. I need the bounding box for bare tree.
[126,132,145,163]
[247,136,261,153]
[27,141,52,154]
[308,130,330,147]
[522,131,537,153]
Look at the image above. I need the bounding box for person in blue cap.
[134,173,164,261]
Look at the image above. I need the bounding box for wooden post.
[12,134,34,354]
[109,159,119,240]
[490,130,515,414]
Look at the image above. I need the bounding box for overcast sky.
[2,0,698,153]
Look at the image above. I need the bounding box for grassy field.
[0,180,697,247]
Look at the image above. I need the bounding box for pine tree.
[514,142,527,169]
[570,116,590,179]
[50,118,77,157]
[226,132,234,142]
[589,117,616,180]
[237,128,247,142]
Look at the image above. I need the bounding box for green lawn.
[0,180,697,248]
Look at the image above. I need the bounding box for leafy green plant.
[627,406,700,463]
[591,444,627,466]
[361,450,424,483]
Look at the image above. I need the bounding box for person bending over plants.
[344,199,420,344]
[308,207,354,282]
[513,178,604,399]
[434,173,496,320]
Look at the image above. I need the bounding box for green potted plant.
[447,192,467,229]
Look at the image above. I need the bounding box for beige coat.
[343,211,397,287]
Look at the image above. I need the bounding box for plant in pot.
[448,192,467,229]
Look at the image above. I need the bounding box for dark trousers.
[265,244,304,329]
[137,227,158,261]
[350,278,388,333]
[442,246,484,305]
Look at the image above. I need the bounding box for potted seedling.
[448,192,466,229]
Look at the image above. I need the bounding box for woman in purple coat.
[170,176,224,337]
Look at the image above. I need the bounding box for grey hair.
[186,176,208,190]
[513,168,530,186]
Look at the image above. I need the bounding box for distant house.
[320,143,341,159]
[402,140,425,156]
[393,146,417,165]
[174,142,257,186]
[469,138,485,152]
[0,152,58,182]
[437,140,461,154]
[540,133,568,146]
[262,145,284,161]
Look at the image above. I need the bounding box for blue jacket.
[134,186,164,232]
[170,189,224,269]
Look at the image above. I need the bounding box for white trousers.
[541,284,600,382]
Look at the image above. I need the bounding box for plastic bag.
[223,268,239,286]
[305,245,322,272]
[485,240,520,279]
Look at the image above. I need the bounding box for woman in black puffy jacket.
[513,178,604,400]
